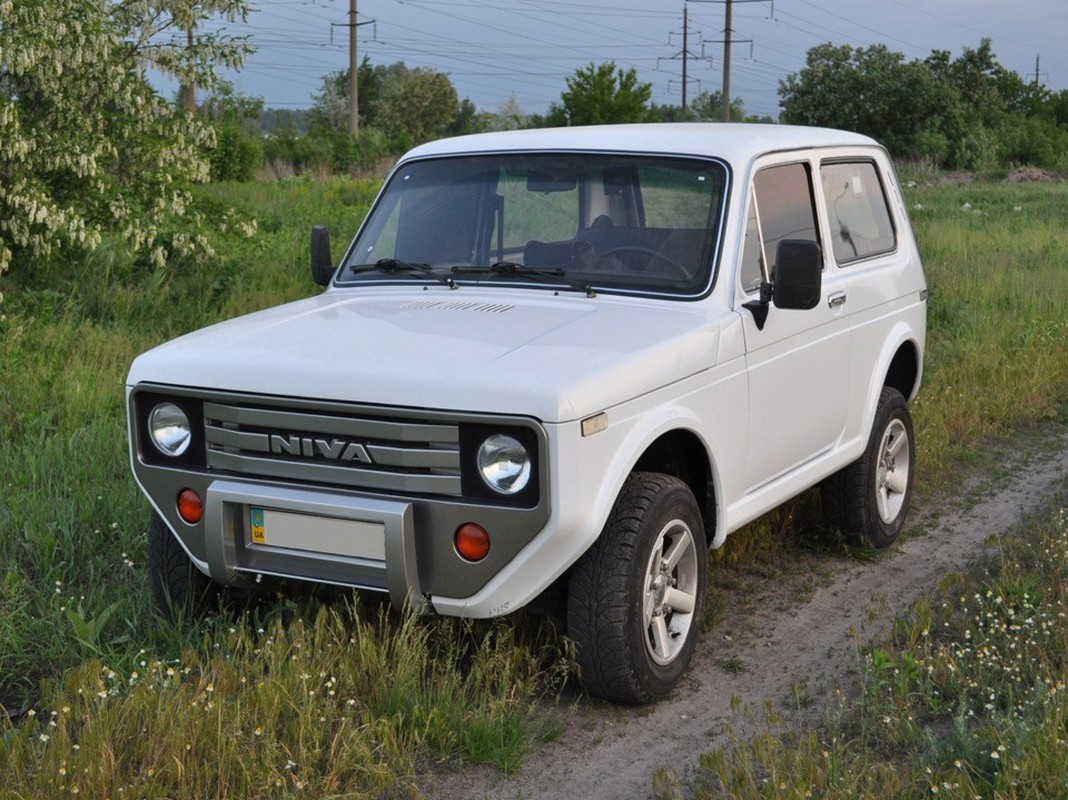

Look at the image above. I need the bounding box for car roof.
[400,123,881,164]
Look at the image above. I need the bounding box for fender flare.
[859,320,923,437]
[581,402,726,552]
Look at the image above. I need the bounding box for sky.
[179,0,1068,120]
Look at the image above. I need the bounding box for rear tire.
[822,387,915,548]
[146,511,220,618]
[567,473,707,704]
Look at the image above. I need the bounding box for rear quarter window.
[820,161,896,264]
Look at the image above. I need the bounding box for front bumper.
[128,386,551,607]
[204,480,420,609]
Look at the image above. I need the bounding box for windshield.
[339,153,729,297]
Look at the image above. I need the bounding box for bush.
[993,116,1068,169]
[261,128,392,178]
[209,121,263,182]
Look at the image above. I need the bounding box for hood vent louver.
[400,299,515,314]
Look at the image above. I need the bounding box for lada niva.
[128,123,927,703]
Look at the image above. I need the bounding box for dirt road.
[424,428,1068,799]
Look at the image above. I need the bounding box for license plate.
[249,507,386,561]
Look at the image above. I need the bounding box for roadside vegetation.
[901,175,1068,483]
[1,174,1066,797]
[662,500,1068,800]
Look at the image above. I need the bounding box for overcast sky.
[181,0,1067,119]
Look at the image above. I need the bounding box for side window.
[820,161,896,264]
[740,162,820,293]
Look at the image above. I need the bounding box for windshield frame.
[334,149,732,301]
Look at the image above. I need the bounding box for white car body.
[128,124,925,693]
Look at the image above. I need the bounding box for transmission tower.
[658,6,711,112]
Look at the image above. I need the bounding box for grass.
[1,173,1067,796]
[670,499,1068,800]
[2,606,568,797]
[907,180,1068,484]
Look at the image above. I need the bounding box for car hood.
[127,288,722,422]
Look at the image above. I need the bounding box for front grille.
[203,401,462,496]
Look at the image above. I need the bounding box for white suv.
[128,123,926,703]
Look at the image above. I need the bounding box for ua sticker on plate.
[250,507,266,544]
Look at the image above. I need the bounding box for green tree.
[1052,89,1068,128]
[779,43,955,158]
[0,0,221,282]
[369,65,459,150]
[448,97,483,137]
[549,62,653,126]
[307,61,460,164]
[780,39,1068,169]
[483,94,529,131]
[308,57,381,133]
[649,91,748,122]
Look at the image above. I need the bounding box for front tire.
[146,511,220,618]
[567,473,708,704]
[822,387,915,548]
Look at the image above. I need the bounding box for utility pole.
[689,0,767,122]
[682,5,688,110]
[720,0,731,122]
[348,0,358,135]
[331,1,374,135]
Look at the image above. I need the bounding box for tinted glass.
[740,162,820,293]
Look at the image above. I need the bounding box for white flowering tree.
[113,0,252,111]
[0,0,250,297]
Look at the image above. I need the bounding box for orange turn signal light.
[454,523,490,562]
[177,488,204,524]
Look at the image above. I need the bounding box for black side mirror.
[311,225,334,286]
[772,239,822,310]
[742,239,823,330]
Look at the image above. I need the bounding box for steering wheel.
[592,246,690,282]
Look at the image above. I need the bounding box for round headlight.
[477,434,531,495]
[148,402,191,457]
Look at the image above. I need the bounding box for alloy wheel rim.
[875,418,910,524]
[642,519,699,666]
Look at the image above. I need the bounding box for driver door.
[738,159,853,492]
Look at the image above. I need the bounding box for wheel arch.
[627,427,722,548]
[883,338,922,402]
[860,323,924,435]
[828,322,924,490]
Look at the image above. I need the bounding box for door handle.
[828,291,847,309]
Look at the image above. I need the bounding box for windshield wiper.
[452,262,596,298]
[350,258,458,290]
